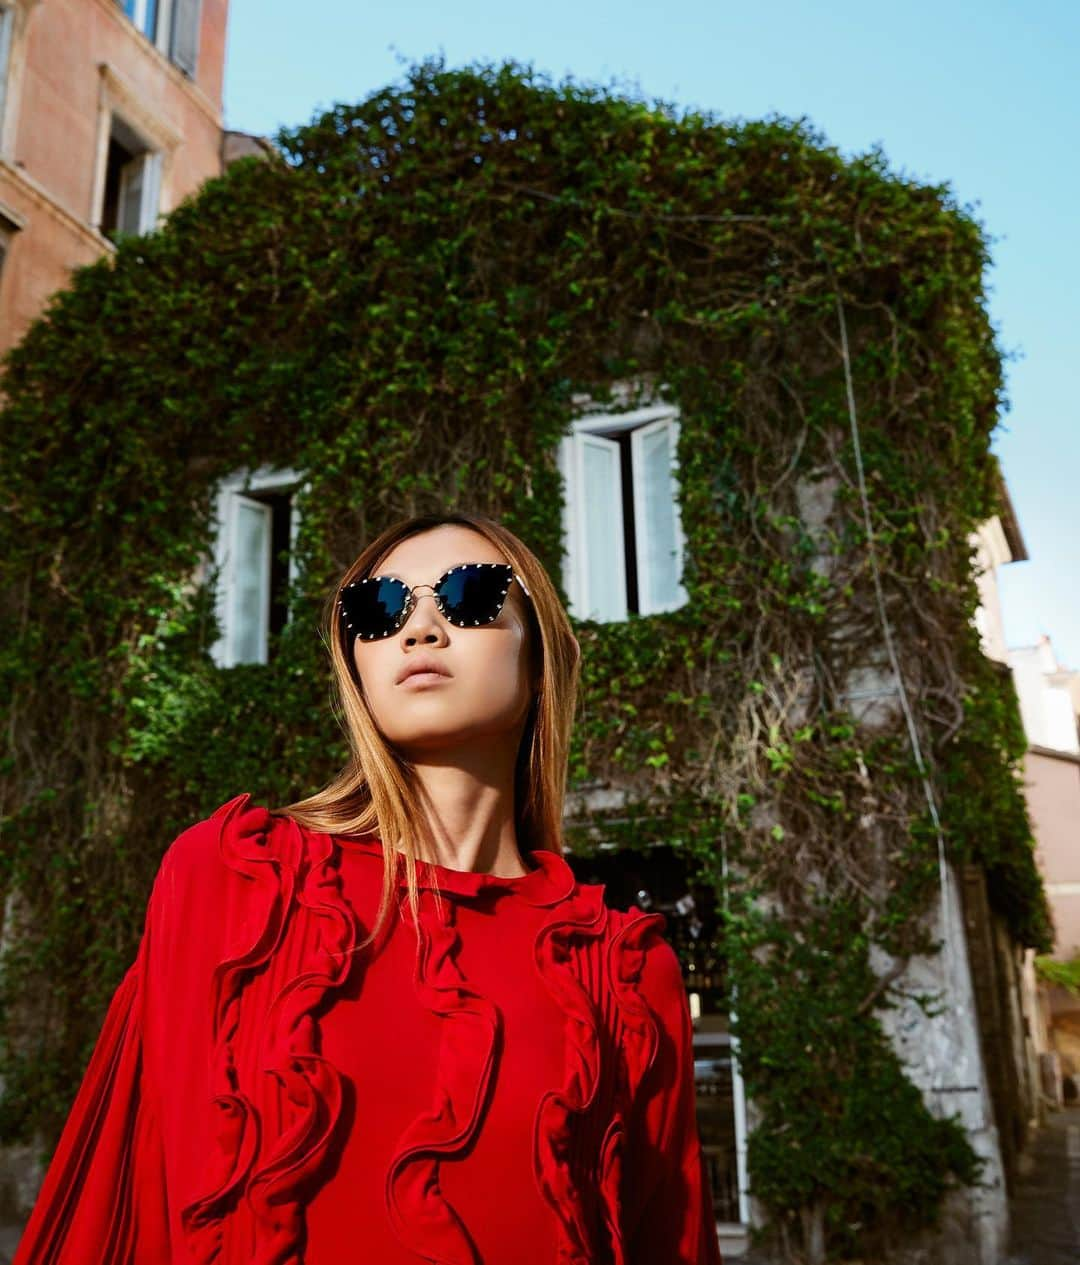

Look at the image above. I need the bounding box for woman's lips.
[398,671,452,688]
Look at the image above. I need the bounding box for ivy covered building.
[0,61,1053,1264]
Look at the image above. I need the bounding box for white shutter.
[116,150,161,236]
[229,495,272,664]
[139,150,162,232]
[169,0,202,77]
[577,432,627,621]
[632,416,688,613]
[116,153,146,236]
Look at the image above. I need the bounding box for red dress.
[12,792,723,1264]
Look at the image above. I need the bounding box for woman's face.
[351,525,537,757]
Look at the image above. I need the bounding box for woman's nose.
[400,592,448,643]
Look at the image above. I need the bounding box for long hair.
[274,512,581,950]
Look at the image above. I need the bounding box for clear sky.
[224,0,1080,665]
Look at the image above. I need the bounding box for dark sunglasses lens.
[438,565,512,626]
[340,577,409,639]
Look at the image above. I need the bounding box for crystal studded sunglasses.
[338,562,533,642]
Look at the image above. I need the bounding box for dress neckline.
[332,833,577,907]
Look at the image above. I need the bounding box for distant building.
[1006,634,1080,962]
[1005,633,1080,1101]
[0,0,237,353]
[1010,637,1080,758]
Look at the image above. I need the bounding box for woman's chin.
[388,718,525,758]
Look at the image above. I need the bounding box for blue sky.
[224,0,1080,665]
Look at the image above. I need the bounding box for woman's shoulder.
[602,902,686,1014]
[157,791,290,890]
[562,873,679,981]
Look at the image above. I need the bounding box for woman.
[13,511,722,1265]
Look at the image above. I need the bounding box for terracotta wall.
[0,0,228,351]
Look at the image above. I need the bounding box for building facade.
[1007,635,1080,1096]
[0,0,230,353]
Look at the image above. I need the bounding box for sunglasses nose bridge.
[397,584,445,629]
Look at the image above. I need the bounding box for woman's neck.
[402,734,529,877]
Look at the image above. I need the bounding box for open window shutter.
[139,150,162,233]
[577,432,628,621]
[116,153,147,237]
[229,495,272,664]
[169,0,202,77]
[632,416,688,613]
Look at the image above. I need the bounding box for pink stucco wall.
[1024,749,1080,958]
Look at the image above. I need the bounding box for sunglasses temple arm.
[514,572,532,599]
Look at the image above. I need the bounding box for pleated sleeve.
[625,933,724,1265]
[11,852,173,1264]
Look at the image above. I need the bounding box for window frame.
[209,466,305,668]
[91,64,181,240]
[559,401,689,621]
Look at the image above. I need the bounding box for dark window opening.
[616,431,640,614]
[245,486,295,654]
[593,426,640,615]
[567,841,740,1222]
[0,230,11,291]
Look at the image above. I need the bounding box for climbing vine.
[0,57,1049,1260]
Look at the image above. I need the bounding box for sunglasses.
[338,562,533,642]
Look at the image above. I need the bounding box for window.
[120,0,159,40]
[692,1006,750,1233]
[0,5,14,137]
[209,467,305,668]
[558,402,688,621]
[100,114,161,240]
[117,0,201,78]
[0,201,22,290]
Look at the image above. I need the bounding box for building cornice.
[1028,744,1080,767]
[992,457,1029,562]
[0,158,112,255]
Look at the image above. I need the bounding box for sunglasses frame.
[338,561,533,642]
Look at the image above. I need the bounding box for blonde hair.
[274,512,581,950]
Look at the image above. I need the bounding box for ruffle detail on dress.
[597,1113,627,1265]
[244,818,358,1265]
[385,890,502,1264]
[179,793,359,1265]
[607,911,667,1104]
[598,910,669,1265]
[179,794,294,1263]
[530,884,612,1264]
